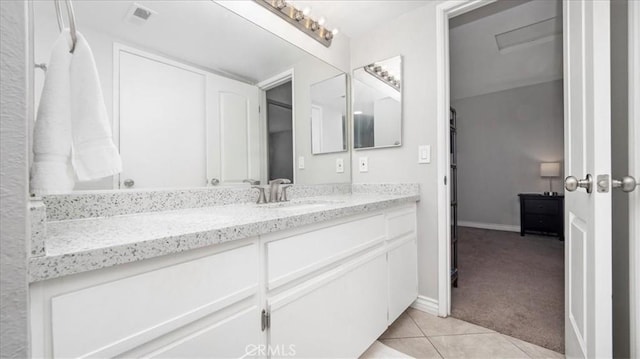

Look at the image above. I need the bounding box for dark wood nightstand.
[518,194,564,240]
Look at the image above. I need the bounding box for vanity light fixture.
[365,63,401,91]
[254,0,336,47]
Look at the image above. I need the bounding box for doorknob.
[612,176,637,193]
[565,174,593,193]
[123,178,135,188]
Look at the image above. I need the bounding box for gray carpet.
[451,227,565,353]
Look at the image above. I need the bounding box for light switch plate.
[359,157,368,172]
[418,145,431,164]
[336,158,344,173]
[298,156,305,169]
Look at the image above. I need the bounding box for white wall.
[453,80,565,228]
[0,1,30,357]
[351,3,441,301]
[293,56,350,184]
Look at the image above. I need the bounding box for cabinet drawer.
[525,199,559,215]
[524,214,559,232]
[50,244,258,358]
[267,215,385,289]
[387,206,417,240]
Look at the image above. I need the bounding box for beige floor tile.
[380,312,425,339]
[407,308,494,337]
[428,333,528,359]
[381,338,443,359]
[360,341,415,359]
[503,335,565,359]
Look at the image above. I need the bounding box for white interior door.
[564,1,612,357]
[119,50,206,189]
[206,74,260,184]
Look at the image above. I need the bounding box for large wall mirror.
[311,74,348,155]
[32,0,350,191]
[352,55,402,150]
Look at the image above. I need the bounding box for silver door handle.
[123,178,135,188]
[612,176,637,193]
[565,174,593,193]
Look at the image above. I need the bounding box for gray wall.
[611,0,630,356]
[452,80,564,228]
[0,0,30,357]
[351,2,442,300]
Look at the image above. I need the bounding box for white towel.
[31,30,121,194]
[69,31,121,180]
[31,30,75,194]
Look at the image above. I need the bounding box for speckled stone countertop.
[29,193,419,282]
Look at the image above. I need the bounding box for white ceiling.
[288,0,429,38]
[450,0,563,100]
[34,0,331,84]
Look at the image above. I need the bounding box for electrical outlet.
[418,145,431,164]
[359,157,368,172]
[336,158,344,173]
[298,156,305,169]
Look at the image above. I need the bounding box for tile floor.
[364,308,565,359]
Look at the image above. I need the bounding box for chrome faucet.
[268,178,291,203]
[243,179,260,185]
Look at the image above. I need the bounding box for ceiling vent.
[495,16,561,53]
[125,3,156,25]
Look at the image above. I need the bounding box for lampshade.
[540,162,561,177]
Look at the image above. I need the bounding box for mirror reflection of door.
[266,82,294,182]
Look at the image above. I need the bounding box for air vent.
[125,3,156,25]
[133,7,152,20]
[495,17,561,53]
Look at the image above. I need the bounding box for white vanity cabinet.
[263,204,418,357]
[30,240,263,359]
[30,203,418,358]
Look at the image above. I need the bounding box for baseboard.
[411,295,439,316]
[458,221,520,233]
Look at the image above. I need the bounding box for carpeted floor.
[451,227,565,353]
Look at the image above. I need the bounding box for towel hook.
[54,0,78,53]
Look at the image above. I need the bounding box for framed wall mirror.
[352,55,402,150]
[31,0,350,191]
[310,73,348,155]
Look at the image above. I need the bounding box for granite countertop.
[29,193,419,282]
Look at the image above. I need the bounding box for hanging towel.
[69,31,121,181]
[31,30,122,194]
[30,30,75,194]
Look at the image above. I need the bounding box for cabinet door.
[268,252,388,358]
[388,238,418,323]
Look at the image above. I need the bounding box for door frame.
[257,69,295,185]
[434,0,498,318]
[629,1,640,356]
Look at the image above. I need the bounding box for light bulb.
[318,17,325,25]
[302,7,310,15]
[331,28,339,35]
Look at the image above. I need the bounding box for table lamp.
[540,162,561,196]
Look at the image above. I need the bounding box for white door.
[206,74,260,184]
[119,50,207,189]
[563,1,612,357]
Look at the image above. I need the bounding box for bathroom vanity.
[29,186,419,358]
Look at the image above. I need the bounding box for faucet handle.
[279,185,292,202]
[243,179,260,185]
[269,178,292,185]
[251,185,268,204]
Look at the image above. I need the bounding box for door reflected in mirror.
[310,74,348,155]
[353,55,402,150]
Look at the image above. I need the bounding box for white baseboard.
[411,295,439,316]
[458,221,520,233]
